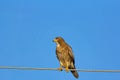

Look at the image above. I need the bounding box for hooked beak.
[53,39,56,42]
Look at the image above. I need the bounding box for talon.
[65,67,69,72]
[58,67,63,71]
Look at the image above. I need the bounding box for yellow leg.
[65,67,69,72]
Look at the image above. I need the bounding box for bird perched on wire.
[53,37,79,78]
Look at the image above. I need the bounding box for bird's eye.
[56,37,59,39]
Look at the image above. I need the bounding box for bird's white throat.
[56,42,60,47]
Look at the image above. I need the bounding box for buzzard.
[53,37,79,78]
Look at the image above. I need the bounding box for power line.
[0,66,120,73]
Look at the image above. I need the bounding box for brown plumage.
[53,37,79,78]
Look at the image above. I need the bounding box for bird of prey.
[53,37,79,78]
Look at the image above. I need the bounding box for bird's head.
[53,37,65,45]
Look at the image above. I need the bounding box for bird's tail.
[71,69,79,78]
[70,66,79,78]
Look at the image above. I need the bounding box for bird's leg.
[65,67,69,72]
[58,66,63,71]
[65,63,69,72]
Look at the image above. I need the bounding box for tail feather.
[71,70,79,78]
[70,65,79,78]
[69,63,79,78]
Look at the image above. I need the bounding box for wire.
[0,66,120,73]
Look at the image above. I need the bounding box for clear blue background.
[0,0,120,80]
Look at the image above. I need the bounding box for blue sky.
[0,0,120,80]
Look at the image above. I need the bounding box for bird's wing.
[67,45,75,64]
